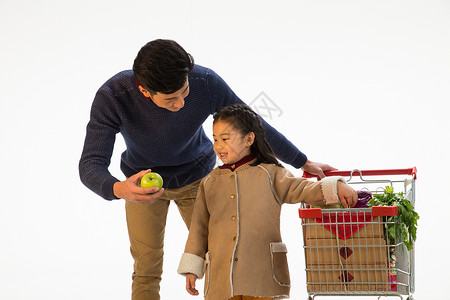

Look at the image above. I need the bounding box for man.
[79,39,335,300]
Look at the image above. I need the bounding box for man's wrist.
[113,181,123,199]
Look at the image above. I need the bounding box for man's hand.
[337,181,358,208]
[186,273,199,296]
[301,160,337,179]
[113,169,164,204]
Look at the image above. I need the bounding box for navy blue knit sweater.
[79,65,307,200]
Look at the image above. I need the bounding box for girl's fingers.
[186,276,199,295]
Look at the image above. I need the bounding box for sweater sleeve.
[265,165,346,206]
[78,87,122,200]
[178,177,210,278]
[204,68,307,168]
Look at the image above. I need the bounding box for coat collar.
[213,156,258,176]
[219,154,255,171]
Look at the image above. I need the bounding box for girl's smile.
[217,152,228,160]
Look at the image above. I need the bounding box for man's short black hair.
[133,39,194,94]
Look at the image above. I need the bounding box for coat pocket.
[204,252,211,296]
[270,242,291,287]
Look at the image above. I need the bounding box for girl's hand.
[186,273,199,296]
[337,181,357,208]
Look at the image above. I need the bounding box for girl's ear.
[246,132,255,146]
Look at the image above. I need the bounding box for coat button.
[231,216,236,221]
[230,194,235,199]
[234,257,238,261]
[233,236,236,241]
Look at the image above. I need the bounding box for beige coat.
[178,162,344,299]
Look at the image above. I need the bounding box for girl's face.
[213,120,254,165]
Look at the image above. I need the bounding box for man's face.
[138,79,190,112]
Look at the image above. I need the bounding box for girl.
[177,104,357,300]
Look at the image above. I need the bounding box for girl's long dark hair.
[213,104,282,167]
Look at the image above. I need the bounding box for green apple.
[140,172,163,190]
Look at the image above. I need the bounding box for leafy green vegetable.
[367,186,419,251]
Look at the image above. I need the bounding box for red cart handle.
[298,206,398,219]
[302,167,417,180]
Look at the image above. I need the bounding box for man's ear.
[138,85,152,98]
[246,132,255,146]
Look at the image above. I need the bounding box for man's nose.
[174,97,185,108]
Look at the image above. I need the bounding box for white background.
[1,0,449,299]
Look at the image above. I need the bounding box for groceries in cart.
[299,168,418,300]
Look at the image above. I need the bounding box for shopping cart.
[298,168,417,300]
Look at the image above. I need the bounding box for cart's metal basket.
[299,168,417,300]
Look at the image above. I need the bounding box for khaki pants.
[125,180,201,300]
[229,297,271,300]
